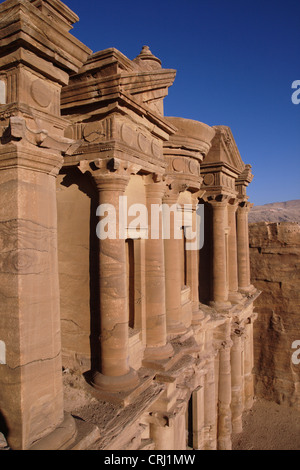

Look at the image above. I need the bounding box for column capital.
[227,197,239,212]
[92,174,130,193]
[162,180,189,204]
[237,200,253,212]
[79,157,140,192]
[144,173,168,200]
[191,189,205,208]
[231,324,245,338]
[205,194,230,208]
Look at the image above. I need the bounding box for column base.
[167,321,188,338]
[238,284,256,295]
[89,368,155,406]
[232,417,243,435]
[29,413,77,450]
[217,437,232,451]
[191,307,206,324]
[91,367,139,393]
[143,342,174,362]
[209,300,232,310]
[228,291,244,304]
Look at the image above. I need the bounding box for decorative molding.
[203,173,215,186]
[31,79,52,108]
[0,117,79,162]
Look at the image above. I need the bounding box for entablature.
[201,162,239,198]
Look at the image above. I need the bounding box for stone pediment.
[203,125,245,175]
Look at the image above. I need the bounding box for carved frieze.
[120,121,162,159]
[167,156,200,177]
[66,115,163,160]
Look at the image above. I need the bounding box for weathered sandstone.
[0,0,259,450]
[249,222,300,409]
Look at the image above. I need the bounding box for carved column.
[191,380,205,450]
[150,419,175,450]
[91,171,138,392]
[243,319,254,410]
[237,201,252,293]
[203,354,217,450]
[217,341,232,450]
[163,188,186,335]
[209,197,231,307]
[227,199,243,303]
[187,194,205,323]
[143,176,174,361]
[230,328,243,434]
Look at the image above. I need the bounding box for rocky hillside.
[249,200,300,223]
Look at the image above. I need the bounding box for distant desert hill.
[249,200,300,223]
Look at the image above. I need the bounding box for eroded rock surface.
[249,222,300,408]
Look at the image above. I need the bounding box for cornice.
[0,0,91,76]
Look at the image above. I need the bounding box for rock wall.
[249,222,300,408]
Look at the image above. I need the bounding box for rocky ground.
[232,397,300,450]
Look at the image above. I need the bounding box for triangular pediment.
[203,125,245,175]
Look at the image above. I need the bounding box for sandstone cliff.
[249,222,300,408]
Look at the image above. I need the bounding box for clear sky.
[62,0,300,206]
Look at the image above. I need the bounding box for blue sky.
[63,0,300,206]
